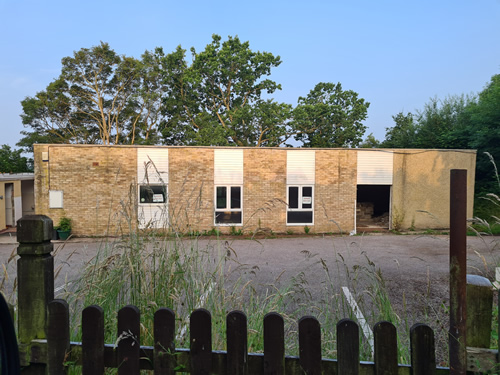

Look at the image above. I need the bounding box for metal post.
[449,169,467,374]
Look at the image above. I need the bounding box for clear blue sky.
[1,0,499,149]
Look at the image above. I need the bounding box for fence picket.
[117,305,141,375]
[410,323,436,375]
[190,309,212,375]
[227,310,248,375]
[264,312,285,375]
[374,321,398,375]
[82,305,105,375]
[337,318,359,375]
[154,308,176,375]
[298,316,321,375]
[47,299,70,375]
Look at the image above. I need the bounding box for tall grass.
[63,223,420,365]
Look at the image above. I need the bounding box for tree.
[160,35,291,146]
[464,74,500,194]
[292,82,369,148]
[359,133,381,148]
[0,145,32,173]
[413,95,472,149]
[20,42,164,148]
[381,112,417,148]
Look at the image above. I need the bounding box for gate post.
[17,215,54,373]
[466,275,493,348]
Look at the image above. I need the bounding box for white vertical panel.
[138,205,168,229]
[49,190,64,209]
[357,151,393,185]
[14,197,22,223]
[137,148,168,184]
[214,149,243,185]
[287,150,315,185]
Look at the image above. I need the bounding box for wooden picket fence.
[42,299,451,375]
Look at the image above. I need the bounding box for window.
[215,185,242,225]
[139,185,167,204]
[287,185,313,224]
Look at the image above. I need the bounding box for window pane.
[287,211,313,224]
[216,186,227,209]
[289,186,299,209]
[302,186,312,209]
[231,186,241,209]
[215,211,242,224]
[140,185,166,204]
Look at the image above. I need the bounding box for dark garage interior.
[356,185,391,229]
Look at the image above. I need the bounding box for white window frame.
[138,184,168,205]
[137,183,168,229]
[286,185,314,225]
[214,185,243,226]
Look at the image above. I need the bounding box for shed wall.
[392,149,476,229]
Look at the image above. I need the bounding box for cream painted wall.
[392,150,476,229]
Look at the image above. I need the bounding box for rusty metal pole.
[449,169,467,374]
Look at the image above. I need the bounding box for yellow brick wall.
[167,148,215,233]
[34,144,137,236]
[243,148,287,233]
[33,145,476,235]
[314,150,357,233]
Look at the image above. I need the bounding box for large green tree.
[292,82,370,148]
[382,95,473,149]
[19,37,370,149]
[160,35,293,147]
[20,42,164,149]
[381,112,417,148]
[465,74,500,194]
[0,145,32,173]
[381,74,500,203]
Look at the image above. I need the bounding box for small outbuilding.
[33,145,476,236]
[0,173,35,231]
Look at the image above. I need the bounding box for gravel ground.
[1,232,499,364]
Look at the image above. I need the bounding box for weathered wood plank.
[374,321,398,375]
[117,305,141,375]
[410,323,435,375]
[466,347,499,373]
[337,318,359,375]
[298,316,321,375]
[190,308,212,375]
[82,305,104,375]
[32,339,456,374]
[227,310,248,375]
[47,299,70,375]
[154,307,176,375]
[264,312,284,375]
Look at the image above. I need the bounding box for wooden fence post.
[264,312,284,375]
[337,319,359,375]
[47,299,70,375]
[17,215,54,374]
[466,275,493,348]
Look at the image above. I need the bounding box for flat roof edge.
[32,144,477,153]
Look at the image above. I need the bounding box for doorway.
[356,185,391,230]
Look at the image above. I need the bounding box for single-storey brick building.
[0,173,35,231]
[33,145,476,236]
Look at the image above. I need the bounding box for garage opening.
[356,185,391,230]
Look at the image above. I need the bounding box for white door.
[5,184,13,227]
